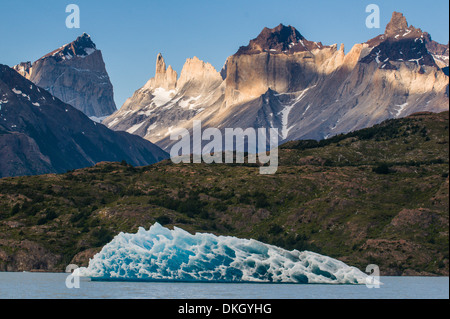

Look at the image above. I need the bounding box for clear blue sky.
[1,0,448,109]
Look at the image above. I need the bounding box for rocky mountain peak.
[12,62,33,78]
[105,12,448,153]
[385,12,410,36]
[383,11,424,41]
[258,23,304,48]
[236,23,328,55]
[156,53,167,74]
[13,33,117,118]
[177,56,222,91]
[142,53,177,91]
[72,32,96,51]
[361,12,442,69]
[40,33,97,62]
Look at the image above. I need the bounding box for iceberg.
[75,223,368,284]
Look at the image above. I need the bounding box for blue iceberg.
[76,223,368,284]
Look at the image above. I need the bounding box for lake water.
[0,272,448,299]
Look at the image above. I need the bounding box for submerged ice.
[76,223,368,284]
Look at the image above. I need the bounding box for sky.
[0,0,448,109]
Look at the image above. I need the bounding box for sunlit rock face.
[14,33,117,118]
[105,12,448,151]
[103,53,224,148]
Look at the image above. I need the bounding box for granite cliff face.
[104,12,449,151]
[0,64,168,178]
[13,33,117,118]
[103,54,224,145]
[224,24,343,106]
[144,53,178,91]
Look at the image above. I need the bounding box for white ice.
[395,102,409,118]
[152,88,177,108]
[75,223,368,284]
[279,87,314,140]
[126,121,146,134]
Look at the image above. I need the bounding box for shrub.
[239,193,251,205]
[10,204,20,216]
[91,228,113,247]
[37,210,58,225]
[45,210,58,220]
[268,224,283,235]
[254,192,269,209]
[213,201,228,212]
[155,215,171,225]
[178,199,203,217]
[373,163,392,174]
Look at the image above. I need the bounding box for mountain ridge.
[39,33,98,62]
[0,63,168,178]
[235,23,329,55]
[104,11,449,152]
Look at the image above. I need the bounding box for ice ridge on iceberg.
[76,223,368,284]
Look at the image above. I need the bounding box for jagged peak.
[142,53,177,91]
[382,12,448,66]
[235,23,329,55]
[178,56,222,86]
[155,52,167,74]
[73,32,94,46]
[261,23,304,42]
[384,11,423,39]
[12,61,33,79]
[236,23,303,54]
[80,32,91,39]
[183,56,217,70]
[361,13,438,69]
[364,11,431,51]
[385,12,409,35]
[40,33,98,62]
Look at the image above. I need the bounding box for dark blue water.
[0,272,448,299]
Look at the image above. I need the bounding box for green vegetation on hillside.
[0,112,448,275]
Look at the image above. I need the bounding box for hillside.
[0,111,448,275]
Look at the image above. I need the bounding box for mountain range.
[0,64,168,178]
[0,10,448,277]
[2,11,449,177]
[103,12,449,151]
